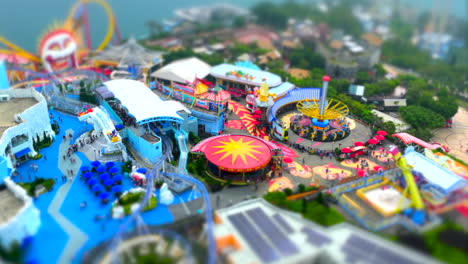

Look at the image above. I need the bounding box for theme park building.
[150,57,228,135]
[214,198,440,264]
[0,88,51,247]
[97,79,191,165]
[192,135,283,184]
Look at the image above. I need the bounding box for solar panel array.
[228,213,280,263]
[246,208,299,257]
[341,234,420,264]
[301,227,332,247]
[273,214,294,233]
[228,207,305,263]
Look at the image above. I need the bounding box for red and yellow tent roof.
[204,135,272,172]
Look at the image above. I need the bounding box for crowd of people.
[64,131,104,158]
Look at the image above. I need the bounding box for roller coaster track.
[8,66,109,92]
[67,0,117,51]
[108,132,216,264]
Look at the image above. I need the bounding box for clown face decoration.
[39,30,79,72]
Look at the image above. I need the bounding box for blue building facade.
[0,60,10,90]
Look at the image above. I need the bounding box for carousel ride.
[291,76,351,142]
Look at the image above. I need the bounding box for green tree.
[233,16,246,28]
[355,71,371,85]
[382,39,431,70]
[162,49,197,65]
[379,121,397,136]
[330,78,350,94]
[407,128,434,142]
[373,64,387,79]
[289,44,326,70]
[325,2,363,37]
[399,106,445,129]
[251,2,288,30]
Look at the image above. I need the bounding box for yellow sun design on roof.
[212,138,263,165]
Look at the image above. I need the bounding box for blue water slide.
[175,129,188,172]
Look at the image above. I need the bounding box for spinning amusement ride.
[291,76,351,142]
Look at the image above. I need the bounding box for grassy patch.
[303,200,346,226]
[136,253,174,264]
[118,191,144,206]
[115,192,158,216]
[423,222,468,264]
[19,178,55,197]
[264,191,345,226]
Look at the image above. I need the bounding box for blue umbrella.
[87,178,98,186]
[96,165,106,173]
[91,161,101,167]
[136,168,147,174]
[83,172,93,179]
[104,179,114,186]
[99,173,110,181]
[80,165,90,172]
[111,185,123,193]
[113,174,123,181]
[92,184,104,192]
[105,161,115,168]
[109,167,119,174]
[99,192,110,200]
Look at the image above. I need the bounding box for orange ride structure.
[0,0,120,78]
[292,76,351,142]
[192,135,283,185]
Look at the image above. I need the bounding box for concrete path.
[433,106,468,162]
[48,129,88,264]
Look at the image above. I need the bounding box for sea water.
[0,0,465,52]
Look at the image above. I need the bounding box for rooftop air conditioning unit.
[0,94,10,101]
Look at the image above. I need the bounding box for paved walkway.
[433,106,468,162]
[48,129,88,264]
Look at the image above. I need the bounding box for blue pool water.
[12,110,199,263]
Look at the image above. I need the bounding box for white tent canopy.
[151,57,211,84]
[104,79,190,124]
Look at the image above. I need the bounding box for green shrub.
[19,177,55,196]
[304,186,319,192]
[297,184,305,193]
[51,123,60,134]
[31,153,42,160]
[423,222,468,264]
[119,192,144,206]
[283,188,293,196]
[303,201,345,226]
[123,205,131,215]
[0,239,23,263]
[42,179,55,191]
[143,196,158,211]
[264,191,287,207]
[264,192,345,226]
[121,161,132,173]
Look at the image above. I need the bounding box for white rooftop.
[215,198,441,264]
[371,110,410,132]
[211,63,283,87]
[151,57,211,84]
[404,148,466,192]
[269,82,295,97]
[104,79,190,124]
